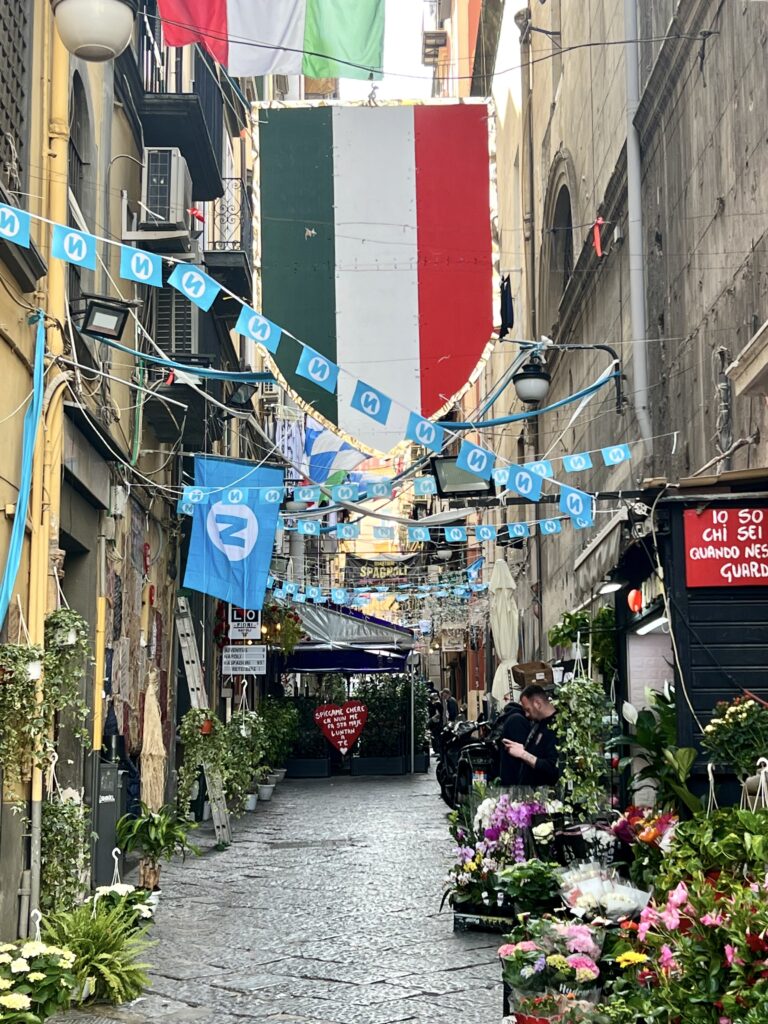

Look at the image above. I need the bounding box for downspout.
[624,0,654,458]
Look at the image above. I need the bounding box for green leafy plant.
[116,803,197,890]
[0,643,46,783]
[260,698,299,767]
[42,902,153,1005]
[354,676,404,758]
[0,937,77,1022]
[590,605,617,678]
[609,686,701,814]
[290,696,329,759]
[176,708,228,813]
[497,859,561,913]
[92,884,154,931]
[223,710,265,814]
[43,609,90,744]
[553,675,610,814]
[655,807,768,890]
[261,601,305,654]
[701,696,768,780]
[40,792,92,914]
[547,610,591,649]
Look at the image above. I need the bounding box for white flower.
[0,993,32,1010]
[10,958,30,973]
[58,787,82,805]
[0,954,12,965]
[95,883,134,897]
[135,904,154,919]
[27,972,46,983]
[532,822,555,842]
[622,701,639,726]
[20,941,49,958]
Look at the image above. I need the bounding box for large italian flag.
[158,0,384,80]
[259,103,494,455]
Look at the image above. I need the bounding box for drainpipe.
[624,0,654,459]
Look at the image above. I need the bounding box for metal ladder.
[175,596,232,846]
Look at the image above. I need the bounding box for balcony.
[204,177,254,306]
[116,12,224,200]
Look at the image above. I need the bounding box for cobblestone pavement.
[54,772,501,1024]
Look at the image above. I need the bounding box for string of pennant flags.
[0,201,618,465]
[264,573,490,609]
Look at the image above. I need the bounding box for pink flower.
[660,905,680,930]
[659,944,678,972]
[514,940,540,952]
[700,911,724,927]
[719,1018,731,1024]
[724,944,744,967]
[566,954,600,979]
[638,906,659,942]
[667,881,689,908]
[497,944,516,958]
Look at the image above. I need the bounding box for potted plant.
[116,802,198,892]
[547,610,591,659]
[509,992,564,1024]
[256,765,275,801]
[177,708,228,817]
[261,697,299,770]
[286,696,331,778]
[351,675,406,775]
[0,937,78,1021]
[223,709,265,816]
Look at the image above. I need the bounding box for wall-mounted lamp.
[52,0,139,61]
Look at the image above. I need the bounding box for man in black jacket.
[497,699,531,788]
[502,684,560,787]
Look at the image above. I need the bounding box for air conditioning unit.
[155,264,199,356]
[140,148,192,232]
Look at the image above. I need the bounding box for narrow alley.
[55,775,499,1024]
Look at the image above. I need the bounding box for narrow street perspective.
[55,777,499,1024]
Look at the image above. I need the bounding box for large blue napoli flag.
[183,456,283,611]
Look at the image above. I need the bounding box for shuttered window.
[0,0,32,194]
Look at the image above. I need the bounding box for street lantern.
[512,354,551,404]
[52,0,139,61]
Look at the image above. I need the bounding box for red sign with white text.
[313,701,368,755]
[683,508,768,587]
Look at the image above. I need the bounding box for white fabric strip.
[333,105,421,455]
[227,0,305,76]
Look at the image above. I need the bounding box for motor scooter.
[436,720,500,808]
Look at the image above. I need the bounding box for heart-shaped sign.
[313,700,368,755]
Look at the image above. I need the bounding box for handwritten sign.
[313,700,368,755]
[684,508,768,587]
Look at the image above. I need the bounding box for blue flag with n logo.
[183,456,284,611]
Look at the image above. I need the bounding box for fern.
[43,903,153,1004]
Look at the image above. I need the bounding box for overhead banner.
[258,102,494,455]
[344,554,421,588]
[183,457,284,610]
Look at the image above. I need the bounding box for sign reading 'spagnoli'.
[684,508,768,587]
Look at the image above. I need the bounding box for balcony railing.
[205,178,253,262]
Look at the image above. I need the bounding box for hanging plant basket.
[200,718,214,736]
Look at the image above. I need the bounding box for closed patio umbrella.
[140,671,166,811]
[489,558,519,706]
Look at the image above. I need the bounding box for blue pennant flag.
[298,519,320,536]
[296,345,338,393]
[336,522,361,540]
[467,557,484,580]
[183,456,283,611]
[408,525,431,542]
[413,476,437,496]
[0,204,31,248]
[52,224,96,271]
[267,574,276,588]
[444,525,468,543]
[492,467,510,487]
[167,263,221,311]
[524,460,554,478]
[475,524,497,542]
[456,441,493,480]
[559,485,594,527]
[293,485,321,502]
[350,380,392,425]
[405,412,444,454]
[507,465,543,502]
[284,582,299,595]
[234,304,281,354]
[176,499,194,517]
[506,522,531,539]
[258,486,284,504]
[331,588,349,604]
[373,525,395,540]
[119,245,162,288]
[563,453,593,473]
[306,586,322,600]
[369,480,393,499]
[601,443,632,466]
[294,592,307,604]
[539,518,562,535]
[434,589,449,598]
[331,482,359,503]
[396,594,410,603]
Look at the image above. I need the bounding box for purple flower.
[484,827,501,843]
[533,956,546,973]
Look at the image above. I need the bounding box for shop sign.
[228,606,262,640]
[313,700,368,754]
[683,508,768,587]
[222,644,267,675]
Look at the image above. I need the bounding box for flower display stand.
[452,903,516,934]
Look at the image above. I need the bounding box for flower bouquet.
[612,805,677,889]
[0,939,77,1023]
[510,991,564,1024]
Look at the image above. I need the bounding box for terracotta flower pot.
[200,718,213,735]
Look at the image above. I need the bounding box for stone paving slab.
[53,772,501,1023]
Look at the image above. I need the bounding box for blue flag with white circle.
[298,519,320,536]
[563,453,593,473]
[119,245,163,288]
[405,412,444,454]
[168,263,221,311]
[0,203,31,248]
[601,443,632,466]
[559,485,594,527]
[296,345,339,393]
[456,441,493,480]
[183,456,284,611]
[234,304,282,355]
[52,224,97,271]
[350,380,392,425]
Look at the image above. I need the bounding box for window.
[540,181,574,336]
[68,74,91,305]
[0,0,32,195]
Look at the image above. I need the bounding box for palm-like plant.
[116,803,198,890]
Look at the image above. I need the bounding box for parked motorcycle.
[436,719,500,808]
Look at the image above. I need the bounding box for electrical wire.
[0,390,33,424]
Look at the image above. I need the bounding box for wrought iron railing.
[205,178,253,263]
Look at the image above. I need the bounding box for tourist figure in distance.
[441,687,459,723]
[502,683,560,787]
